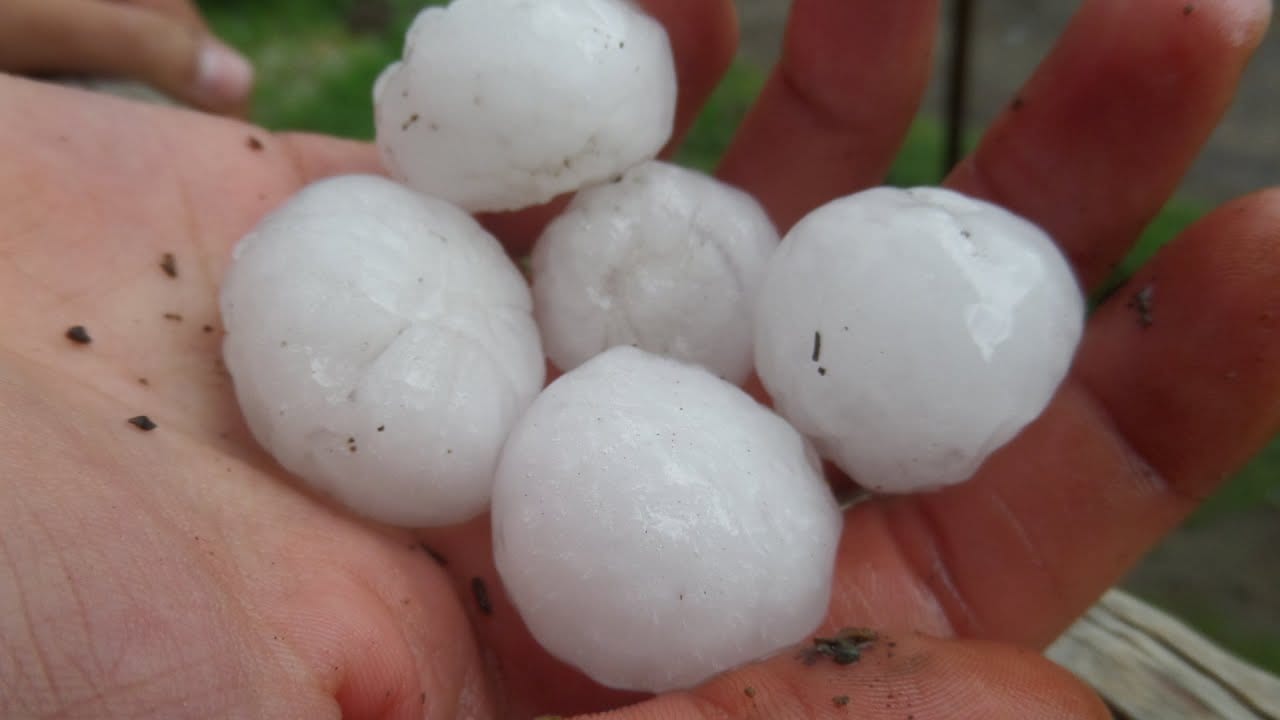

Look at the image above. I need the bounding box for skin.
[0,0,1275,717]
[0,0,251,115]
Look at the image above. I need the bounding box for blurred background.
[194,0,1279,674]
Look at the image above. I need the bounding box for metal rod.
[944,0,976,174]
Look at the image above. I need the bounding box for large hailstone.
[492,346,842,692]
[220,175,544,527]
[374,0,678,212]
[755,187,1084,493]
[531,161,779,384]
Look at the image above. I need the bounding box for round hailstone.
[374,0,678,212]
[220,175,544,527]
[531,161,779,384]
[492,346,842,692]
[755,187,1084,493]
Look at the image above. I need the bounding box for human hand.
[0,0,252,116]
[0,0,1275,718]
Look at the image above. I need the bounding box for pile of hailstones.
[220,0,1084,694]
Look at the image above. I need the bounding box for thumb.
[0,0,253,115]
[586,630,1109,720]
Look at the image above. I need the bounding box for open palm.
[1,1,1276,718]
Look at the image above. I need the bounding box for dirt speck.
[812,331,822,362]
[1183,4,1196,15]
[247,136,264,152]
[833,695,850,708]
[402,113,420,131]
[471,577,493,616]
[128,415,157,432]
[160,252,178,278]
[744,686,757,698]
[1128,284,1155,328]
[65,325,92,345]
[801,627,878,666]
[163,313,183,323]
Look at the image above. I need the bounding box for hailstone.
[374,0,678,212]
[755,187,1084,493]
[531,161,779,384]
[492,346,842,692]
[220,175,544,527]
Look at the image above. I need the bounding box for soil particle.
[65,325,92,344]
[471,577,493,616]
[128,415,157,431]
[801,628,878,666]
[247,136,264,152]
[160,252,178,278]
[1128,285,1155,328]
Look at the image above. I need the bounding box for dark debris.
[128,415,157,431]
[65,325,92,344]
[801,628,878,666]
[471,577,493,616]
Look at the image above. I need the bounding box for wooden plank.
[1048,590,1280,719]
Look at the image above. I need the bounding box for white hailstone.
[220,175,544,527]
[374,0,678,212]
[531,161,779,384]
[755,187,1084,493]
[492,346,842,693]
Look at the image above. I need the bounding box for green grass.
[204,0,444,138]
[202,0,1279,670]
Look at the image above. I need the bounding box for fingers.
[596,632,1108,720]
[0,0,253,115]
[478,0,739,256]
[642,0,740,155]
[716,1,941,231]
[864,190,1280,648]
[945,0,1271,290]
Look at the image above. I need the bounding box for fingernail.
[197,41,255,107]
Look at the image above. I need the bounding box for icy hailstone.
[492,346,842,692]
[531,161,779,384]
[220,175,544,527]
[755,187,1084,493]
[374,0,678,212]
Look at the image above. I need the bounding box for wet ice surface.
[755,187,1085,493]
[492,347,842,692]
[220,175,544,527]
[532,161,779,384]
[374,0,678,212]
